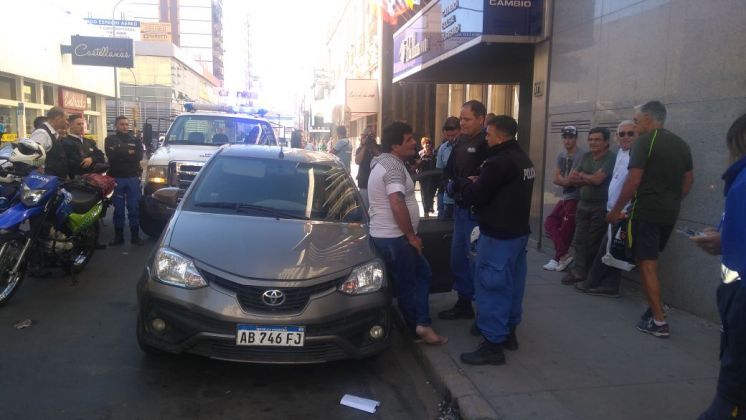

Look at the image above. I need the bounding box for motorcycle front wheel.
[0,235,28,307]
[65,221,100,274]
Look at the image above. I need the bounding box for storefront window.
[86,95,96,111]
[24,108,41,136]
[0,105,19,141]
[84,114,98,140]
[449,84,465,115]
[43,85,54,105]
[23,81,38,103]
[0,76,16,100]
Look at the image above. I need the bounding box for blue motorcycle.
[0,170,105,306]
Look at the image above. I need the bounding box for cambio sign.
[71,36,134,68]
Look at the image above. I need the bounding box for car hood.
[167,211,374,280]
[149,145,217,165]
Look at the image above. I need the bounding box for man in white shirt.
[368,121,447,345]
[575,120,638,297]
[30,106,69,178]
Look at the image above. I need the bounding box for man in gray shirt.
[543,126,583,271]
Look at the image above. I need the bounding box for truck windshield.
[185,156,363,223]
[165,115,277,146]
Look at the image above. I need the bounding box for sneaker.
[574,282,589,293]
[636,317,670,338]
[543,259,559,271]
[561,272,582,285]
[640,306,668,321]
[585,287,621,298]
[555,256,574,271]
[460,339,506,365]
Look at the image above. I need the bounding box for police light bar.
[183,102,269,117]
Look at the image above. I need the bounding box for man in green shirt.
[561,127,616,286]
[607,101,694,338]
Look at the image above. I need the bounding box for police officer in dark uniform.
[105,116,144,246]
[453,115,535,365]
[439,100,489,320]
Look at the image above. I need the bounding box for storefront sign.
[84,18,142,40]
[71,36,134,68]
[345,79,379,114]
[393,0,544,81]
[141,22,172,43]
[60,88,87,111]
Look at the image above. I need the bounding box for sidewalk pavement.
[413,247,721,420]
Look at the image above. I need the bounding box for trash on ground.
[340,394,380,413]
[13,319,33,329]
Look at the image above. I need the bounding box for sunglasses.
[443,126,458,130]
[618,131,636,137]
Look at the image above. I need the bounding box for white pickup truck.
[140,106,278,237]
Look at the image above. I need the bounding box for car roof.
[178,112,269,122]
[217,144,341,166]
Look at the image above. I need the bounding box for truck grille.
[169,161,204,189]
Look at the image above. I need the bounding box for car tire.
[136,313,168,357]
[139,200,167,238]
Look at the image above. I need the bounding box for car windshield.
[186,156,363,223]
[165,115,277,146]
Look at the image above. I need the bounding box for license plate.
[236,325,305,347]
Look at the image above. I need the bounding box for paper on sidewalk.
[340,394,380,413]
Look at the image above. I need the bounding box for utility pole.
[112,0,126,117]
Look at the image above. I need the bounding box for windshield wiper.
[193,201,309,220]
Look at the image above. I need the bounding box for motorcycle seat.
[68,188,100,214]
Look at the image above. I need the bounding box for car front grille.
[201,270,344,314]
[190,340,348,363]
[169,161,204,189]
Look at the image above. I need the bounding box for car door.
[416,169,455,294]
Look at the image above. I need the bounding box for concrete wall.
[545,0,746,321]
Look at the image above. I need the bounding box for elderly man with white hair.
[575,120,639,297]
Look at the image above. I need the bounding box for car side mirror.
[152,187,182,208]
[158,135,165,149]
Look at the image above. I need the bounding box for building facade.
[0,1,113,143]
[387,0,746,321]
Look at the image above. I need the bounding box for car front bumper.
[136,268,391,363]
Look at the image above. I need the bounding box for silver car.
[136,145,391,363]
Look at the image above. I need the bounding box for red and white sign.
[60,88,87,111]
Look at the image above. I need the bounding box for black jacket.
[458,140,535,240]
[40,125,69,179]
[444,131,488,206]
[105,132,143,178]
[62,135,106,177]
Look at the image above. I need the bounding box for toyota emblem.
[262,289,286,306]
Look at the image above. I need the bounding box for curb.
[392,314,500,420]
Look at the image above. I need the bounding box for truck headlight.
[154,247,207,289]
[339,261,384,295]
[147,165,168,184]
[21,185,47,206]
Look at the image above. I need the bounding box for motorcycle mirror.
[152,187,181,208]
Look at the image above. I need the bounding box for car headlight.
[21,185,47,206]
[338,260,385,295]
[154,248,207,289]
[147,165,168,184]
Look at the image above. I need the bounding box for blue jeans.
[113,177,141,230]
[372,236,432,334]
[474,234,529,343]
[451,206,478,300]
